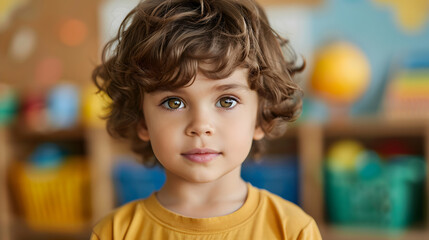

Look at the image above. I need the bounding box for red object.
[374,139,414,159]
[21,93,48,132]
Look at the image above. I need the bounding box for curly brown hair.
[92,0,304,166]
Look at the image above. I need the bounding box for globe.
[310,42,371,104]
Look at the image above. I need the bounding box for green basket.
[324,156,425,229]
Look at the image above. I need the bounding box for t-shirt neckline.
[141,183,260,233]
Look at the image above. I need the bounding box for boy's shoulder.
[254,186,318,237]
[91,200,143,239]
[257,187,310,218]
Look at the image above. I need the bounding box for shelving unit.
[1,113,428,240]
[0,125,114,240]
[0,127,12,240]
[0,0,102,238]
[296,116,429,240]
[86,128,115,223]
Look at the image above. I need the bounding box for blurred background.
[0,0,428,239]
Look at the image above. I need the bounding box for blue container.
[113,160,166,205]
[241,155,300,204]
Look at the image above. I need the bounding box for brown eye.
[216,97,237,108]
[162,98,184,109]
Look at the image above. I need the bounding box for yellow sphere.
[310,42,371,104]
[327,140,365,171]
[82,86,111,128]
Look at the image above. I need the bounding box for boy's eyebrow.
[153,83,250,95]
[213,83,250,92]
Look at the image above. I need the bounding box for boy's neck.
[155,167,248,218]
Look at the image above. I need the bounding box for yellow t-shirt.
[91,184,322,239]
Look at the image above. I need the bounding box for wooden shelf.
[320,225,429,240]
[322,116,429,137]
[11,124,86,142]
[9,217,91,240]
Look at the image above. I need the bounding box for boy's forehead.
[196,67,249,80]
[150,67,251,93]
[193,68,250,87]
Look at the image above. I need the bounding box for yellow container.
[10,158,90,232]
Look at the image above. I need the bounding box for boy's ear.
[137,120,150,142]
[253,126,264,140]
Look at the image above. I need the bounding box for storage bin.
[241,155,300,204]
[113,160,166,205]
[324,155,425,229]
[9,158,90,232]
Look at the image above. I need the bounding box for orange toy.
[310,42,371,105]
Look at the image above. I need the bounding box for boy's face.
[138,68,264,183]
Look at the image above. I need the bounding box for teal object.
[324,155,425,229]
[0,86,18,127]
[30,143,65,169]
[387,156,426,227]
[356,150,383,180]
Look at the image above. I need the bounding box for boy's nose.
[185,109,215,137]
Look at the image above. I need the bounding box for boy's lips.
[181,148,221,163]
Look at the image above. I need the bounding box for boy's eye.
[161,98,185,109]
[216,97,237,108]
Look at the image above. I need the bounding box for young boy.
[91,0,322,239]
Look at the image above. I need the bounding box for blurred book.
[384,54,429,118]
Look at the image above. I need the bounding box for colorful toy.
[9,27,36,62]
[82,86,111,128]
[310,42,371,104]
[326,139,365,171]
[0,84,18,127]
[35,57,63,87]
[384,53,429,117]
[29,143,65,169]
[22,92,48,132]
[59,18,88,47]
[47,83,80,129]
[355,150,383,180]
